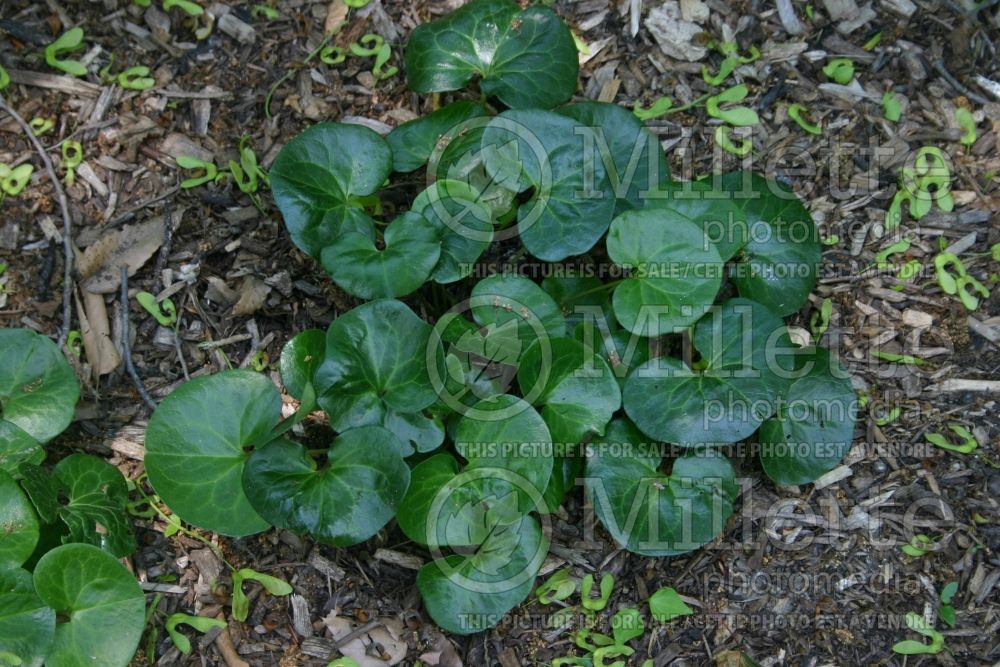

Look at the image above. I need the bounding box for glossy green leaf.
[0,328,79,447]
[517,337,620,445]
[404,0,578,109]
[396,453,461,545]
[607,209,723,337]
[321,211,441,299]
[585,419,738,555]
[612,608,645,644]
[0,471,38,568]
[758,347,857,485]
[0,422,45,477]
[573,321,652,390]
[53,454,136,557]
[481,110,616,260]
[470,275,566,347]
[270,123,389,259]
[721,172,820,316]
[0,568,54,667]
[541,453,582,512]
[314,300,442,436]
[412,181,494,283]
[279,329,325,400]
[145,370,277,536]
[559,101,671,214]
[387,101,489,172]
[383,408,445,454]
[16,463,60,524]
[648,586,694,622]
[244,428,410,546]
[542,276,615,332]
[646,179,749,261]
[33,544,145,667]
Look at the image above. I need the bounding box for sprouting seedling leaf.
[45,28,87,77]
[874,405,901,426]
[136,291,177,326]
[706,85,759,126]
[573,628,615,652]
[319,45,346,65]
[885,190,908,230]
[61,140,83,187]
[895,259,921,290]
[892,612,945,654]
[251,4,279,20]
[372,43,398,80]
[163,0,204,15]
[0,164,34,198]
[350,33,384,57]
[926,423,978,454]
[117,65,155,90]
[0,64,9,90]
[648,587,694,622]
[29,117,54,136]
[810,298,832,337]
[882,91,902,121]
[956,274,989,311]
[581,573,613,611]
[863,31,882,50]
[938,581,958,627]
[901,533,935,556]
[165,613,227,654]
[874,238,910,269]
[176,155,218,188]
[935,252,965,295]
[871,350,927,366]
[593,644,634,667]
[702,56,739,86]
[611,607,644,645]
[231,568,293,622]
[955,108,977,146]
[788,103,821,135]
[633,97,673,120]
[326,659,361,667]
[715,125,753,155]
[344,0,371,6]
[535,569,577,604]
[822,58,854,84]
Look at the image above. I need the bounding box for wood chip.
[927,379,1000,393]
[6,68,102,97]
[373,548,424,571]
[307,549,346,581]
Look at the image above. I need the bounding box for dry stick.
[119,266,158,410]
[0,95,74,347]
[152,198,173,294]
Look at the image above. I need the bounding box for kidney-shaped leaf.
[396,453,461,546]
[481,110,616,260]
[34,543,145,667]
[321,211,441,299]
[145,370,277,536]
[0,568,54,667]
[721,171,820,315]
[53,454,136,558]
[404,0,578,110]
[470,275,565,350]
[412,181,494,284]
[646,179,749,262]
[243,427,410,546]
[0,328,79,448]
[585,419,738,556]
[279,328,325,400]
[270,123,390,259]
[387,101,489,173]
[759,347,857,486]
[607,209,723,337]
[0,470,38,568]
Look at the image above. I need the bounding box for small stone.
[645,2,707,62]
[680,0,710,23]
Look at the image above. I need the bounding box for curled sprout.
[176,155,219,188]
[320,45,346,66]
[633,97,673,120]
[45,27,87,77]
[822,58,854,84]
[925,423,978,454]
[163,0,204,15]
[705,84,759,126]
[715,126,753,156]
[136,292,178,327]
[61,141,83,187]
[350,34,385,57]
[581,573,614,611]
[117,66,155,90]
[29,117,55,136]
[788,103,821,135]
[0,163,34,201]
[251,4,279,20]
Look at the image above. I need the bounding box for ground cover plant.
[138,0,857,639]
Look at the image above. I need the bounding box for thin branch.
[0,94,75,347]
[119,266,158,411]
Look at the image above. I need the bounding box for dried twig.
[0,94,75,347]
[932,60,990,105]
[152,199,174,294]
[119,266,157,410]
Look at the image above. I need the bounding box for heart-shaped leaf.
[145,370,277,536]
[16,463,60,525]
[559,101,671,214]
[470,275,566,349]
[585,419,738,556]
[0,568,54,667]
[270,123,390,259]
[0,328,79,449]
[516,337,621,445]
[542,276,615,333]
[53,454,136,558]
[243,427,410,546]
[396,453,461,545]
[481,110,616,260]
[321,211,441,299]
[758,347,857,485]
[383,408,445,454]
[0,470,38,568]
[692,298,796,380]
[279,328,325,400]
[0,421,45,477]
[573,321,652,390]
[314,300,443,436]
[404,0,578,110]
[720,171,820,315]
[387,101,489,173]
[412,181,494,284]
[541,453,583,512]
[33,543,145,667]
[607,209,723,337]
[645,179,749,261]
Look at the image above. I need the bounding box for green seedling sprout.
[705,84,759,126]
[350,33,384,57]
[535,568,577,604]
[894,259,921,290]
[823,234,840,245]
[344,0,373,7]
[250,350,270,372]
[165,613,227,654]
[574,628,615,652]
[61,141,83,187]
[611,608,644,645]
[193,12,214,40]
[0,163,34,202]
[874,406,900,426]
[810,298,832,337]
[581,573,613,611]
[888,146,954,229]
[901,533,935,557]
[892,612,945,655]
[136,291,178,327]
[648,586,694,622]
[251,4,280,20]
[372,42,398,80]
[29,117,54,136]
[863,32,882,50]
[874,238,910,269]
[822,58,854,84]
[231,568,293,622]
[938,582,958,627]
[956,274,989,311]
[871,350,926,366]
[67,330,83,358]
[118,66,155,90]
[788,104,821,135]
[176,155,219,188]
[926,423,978,454]
[320,45,346,65]
[326,659,361,667]
[592,645,634,667]
[163,0,204,15]
[955,108,977,146]
[715,126,753,156]
[935,252,965,294]
[45,28,87,77]
[0,64,10,90]
[882,91,902,121]
[633,97,674,120]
